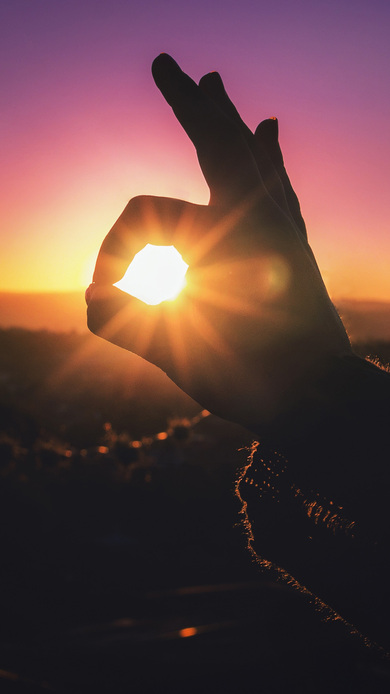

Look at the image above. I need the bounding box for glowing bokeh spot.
[179,627,198,638]
[267,255,290,296]
[114,244,188,305]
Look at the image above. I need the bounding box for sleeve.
[237,354,390,651]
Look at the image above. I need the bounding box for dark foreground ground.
[1,329,390,693]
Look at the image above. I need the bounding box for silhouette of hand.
[87,54,351,436]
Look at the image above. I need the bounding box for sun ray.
[188,303,236,360]
[86,293,161,363]
[164,303,193,380]
[187,191,259,266]
[187,268,259,316]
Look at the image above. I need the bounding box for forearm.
[239,354,390,649]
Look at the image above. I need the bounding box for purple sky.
[1,0,390,300]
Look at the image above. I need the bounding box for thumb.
[86,283,177,370]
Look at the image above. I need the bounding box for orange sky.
[1,1,390,303]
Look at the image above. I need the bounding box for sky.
[1,0,390,302]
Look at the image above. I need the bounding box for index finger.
[152,54,262,206]
[92,195,203,284]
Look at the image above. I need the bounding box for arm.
[86,54,390,649]
[239,353,390,650]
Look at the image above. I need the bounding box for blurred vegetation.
[1,328,389,604]
[1,329,390,692]
[0,328,255,625]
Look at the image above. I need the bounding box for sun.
[114,244,189,305]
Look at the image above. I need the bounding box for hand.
[86,54,351,437]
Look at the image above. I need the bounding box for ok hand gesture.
[87,54,351,436]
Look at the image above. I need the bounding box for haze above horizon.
[2,290,390,344]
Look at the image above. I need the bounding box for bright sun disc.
[114,244,189,305]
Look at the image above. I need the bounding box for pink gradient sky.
[1,0,390,300]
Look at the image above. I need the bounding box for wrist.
[260,351,390,469]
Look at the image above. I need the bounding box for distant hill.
[336,299,390,342]
[0,327,203,446]
[0,291,87,333]
[1,291,390,341]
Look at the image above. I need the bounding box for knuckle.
[123,195,151,219]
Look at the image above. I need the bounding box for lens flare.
[114,244,188,305]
